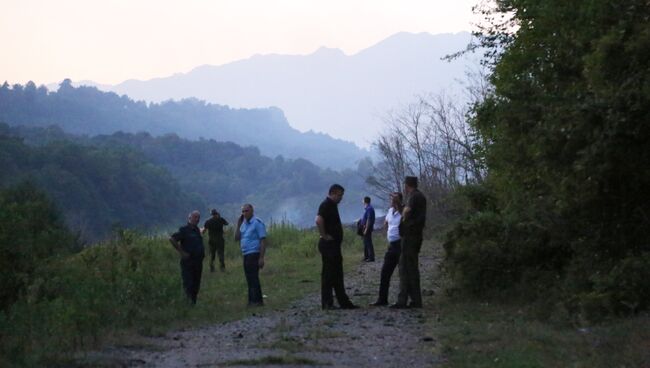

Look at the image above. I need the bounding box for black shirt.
[204,216,228,239]
[403,189,427,236]
[171,224,205,258]
[318,196,343,243]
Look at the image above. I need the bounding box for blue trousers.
[363,233,375,261]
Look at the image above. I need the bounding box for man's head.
[363,196,371,207]
[210,208,219,217]
[404,176,418,194]
[241,203,254,221]
[188,210,201,226]
[328,184,345,204]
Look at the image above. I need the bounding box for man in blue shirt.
[169,210,205,305]
[235,203,267,306]
[361,196,376,262]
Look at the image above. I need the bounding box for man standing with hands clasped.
[169,210,205,305]
[391,176,427,309]
[316,184,359,310]
[235,204,266,307]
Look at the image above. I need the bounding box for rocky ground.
[81,242,443,367]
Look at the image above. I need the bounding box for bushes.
[0,182,79,310]
[0,230,185,365]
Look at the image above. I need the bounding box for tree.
[444,0,650,316]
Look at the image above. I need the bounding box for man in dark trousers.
[235,204,266,307]
[202,209,229,272]
[361,196,376,262]
[315,184,359,310]
[169,210,205,305]
[391,176,427,309]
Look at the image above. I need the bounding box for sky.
[1,0,480,86]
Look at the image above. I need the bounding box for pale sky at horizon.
[1,0,480,86]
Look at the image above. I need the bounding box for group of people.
[169,175,427,310]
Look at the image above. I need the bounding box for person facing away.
[169,210,205,305]
[202,209,229,272]
[391,176,427,309]
[370,192,404,306]
[361,196,376,262]
[315,184,359,310]
[235,204,266,306]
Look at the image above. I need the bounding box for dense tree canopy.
[444,0,650,318]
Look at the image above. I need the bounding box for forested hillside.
[0,126,199,240]
[1,124,370,239]
[0,80,367,169]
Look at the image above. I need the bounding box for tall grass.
[0,226,362,367]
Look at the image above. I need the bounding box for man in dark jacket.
[170,210,205,305]
[391,176,427,309]
[360,196,376,262]
[203,209,229,272]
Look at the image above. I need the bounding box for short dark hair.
[404,176,418,188]
[329,184,345,194]
[392,192,403,202]
[363,196,371,204]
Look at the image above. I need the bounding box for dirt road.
[83,242,442,367]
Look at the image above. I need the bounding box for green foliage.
[445,1,650,319]
[2,123,368,230]
[0,126,201,240]
[0,226,362,366]
[0,183,78,309]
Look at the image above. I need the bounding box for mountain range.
[67,31,476,148]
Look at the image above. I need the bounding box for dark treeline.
[1,123,369,239]
[440,0,650,319]
[0,80,366,169]
[0,125,199,240]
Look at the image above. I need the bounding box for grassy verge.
[432,291,650,367]
[0,224,362,367]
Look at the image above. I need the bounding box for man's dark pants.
[377,240,401,303]
[180,256,204,304]
[209,236,225,268]
[363,232,375,261]
[243,252,263,305]
[318,239,353,308]
[396,235,423,306]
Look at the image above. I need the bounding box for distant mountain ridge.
[68,31,476,147]
[0,80,366,169]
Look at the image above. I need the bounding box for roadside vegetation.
[0,193,362,367]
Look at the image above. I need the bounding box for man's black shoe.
[408,303,423,309]
[340,303,360,309]
[389,303,409,309]
[369,301,388,307]
[322,304,339,310]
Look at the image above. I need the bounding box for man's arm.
[235,215,243,241]
[315,215,333,240]
[169,237,190,259]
